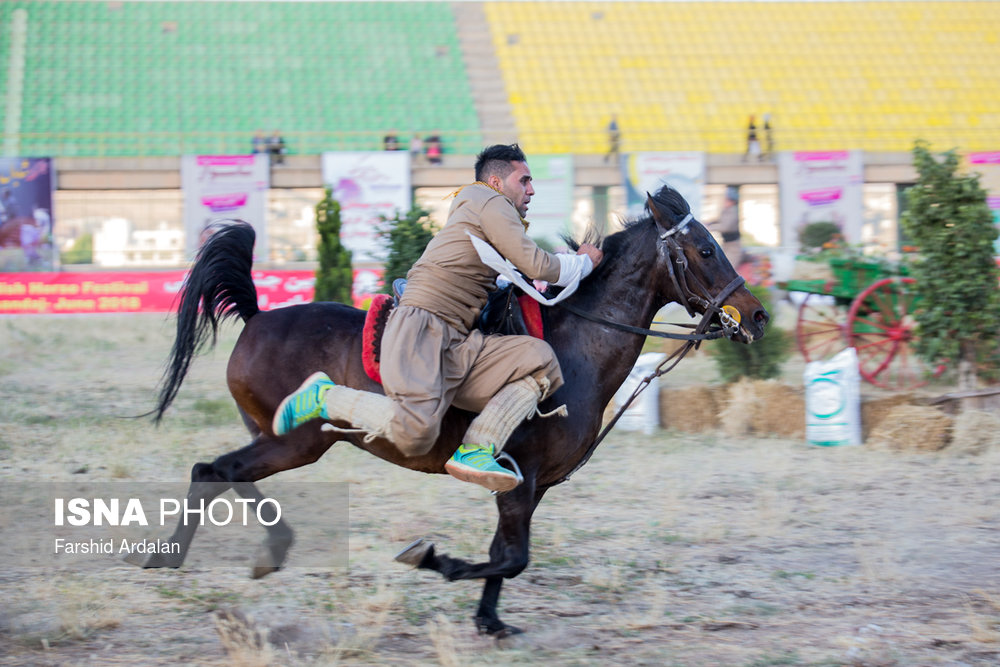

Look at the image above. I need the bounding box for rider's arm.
[478,196,561,283]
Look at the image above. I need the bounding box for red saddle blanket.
[362,293,544,384]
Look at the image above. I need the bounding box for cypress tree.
[313,187,354,304]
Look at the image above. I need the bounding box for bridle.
[554,212,746,484]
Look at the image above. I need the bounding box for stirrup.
[492,451,524,495]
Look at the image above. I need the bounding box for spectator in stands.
[409,134,424,163]
[744,115,761,162]
[763,113,774,160]
[605,114,621,164]
[252,130,268,156]
[267,130,286,165]
[425,133,443,165]
[383,130,400,151]
[711,186,743,265]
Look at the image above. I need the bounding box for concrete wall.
[54,152,918,192]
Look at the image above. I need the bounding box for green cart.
[780,256,940,390]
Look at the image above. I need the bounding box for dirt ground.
[1,313,998,666]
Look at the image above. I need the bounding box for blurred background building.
[1,0,998,272]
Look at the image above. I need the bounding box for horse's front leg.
[396,478,544,636]
[475,484,548,636]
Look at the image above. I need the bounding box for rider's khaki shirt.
[399,183,561,333]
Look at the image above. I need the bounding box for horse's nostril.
[754,308,770,326]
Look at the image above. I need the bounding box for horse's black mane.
[562,184,692,270]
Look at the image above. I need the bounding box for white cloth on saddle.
[466,231,591,306]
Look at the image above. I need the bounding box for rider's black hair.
[474,144,527,183]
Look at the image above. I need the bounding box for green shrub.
[901,141,1000,388]
[797,221,841,253]
[708,286,791,383]
[61,233,92,264]
[378,206,436,293]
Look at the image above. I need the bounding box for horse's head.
[645,186,768,343]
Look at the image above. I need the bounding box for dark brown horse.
[135,185,768,636]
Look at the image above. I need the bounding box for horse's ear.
[646,193,667,230]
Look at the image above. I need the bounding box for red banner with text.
[0,270,319,315]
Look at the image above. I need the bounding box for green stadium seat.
[1,1,481,157]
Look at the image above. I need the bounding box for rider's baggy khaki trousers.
[377,304,563,456]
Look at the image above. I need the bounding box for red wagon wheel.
[846,277,941,390]
[795,291,847,361]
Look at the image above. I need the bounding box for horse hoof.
[122,550,180,569]
[394,538,434,567]
[250,542,288,579]
[251,564,281,580]
[475,616,523,638]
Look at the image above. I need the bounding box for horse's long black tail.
[154,221,260,423]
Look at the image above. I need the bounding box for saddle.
[361,282,545,384]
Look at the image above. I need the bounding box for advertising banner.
[622,152,705,221]
[778,150,864,247]
[966,152,1000,254]
[0,157,55,272]
[181,155,270,261]
[525,155,574,249]
[321,151,411,263]
[0,269,314,315]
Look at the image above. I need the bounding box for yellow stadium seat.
[486,1,1000,152]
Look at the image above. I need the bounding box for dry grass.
[2,314,1000,666]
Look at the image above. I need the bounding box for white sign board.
[321,151,411,263]
[779,150,864,248]
[181,154,270,260]
[622,152,705,221]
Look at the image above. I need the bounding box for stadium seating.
[485,1,1000,154]
[1,2,997,157]
[1,1,480,156]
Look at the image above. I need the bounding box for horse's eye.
[699,246,714,258]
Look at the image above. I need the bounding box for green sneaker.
[272,372,335,435]
[444,443,520,492]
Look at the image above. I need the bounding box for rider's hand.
[577,243,603,268]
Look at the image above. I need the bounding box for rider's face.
[495,161,534,218]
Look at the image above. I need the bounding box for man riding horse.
[274,144,604,492]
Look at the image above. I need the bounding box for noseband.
[559,213,745,343]
[658,212,745,339]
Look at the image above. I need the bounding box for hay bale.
[719,379,804,438]
[748,381,805,438]
[949,410,1000,456]
[659,385,719,432]
[866,404,952,451]
[860,393,919,440]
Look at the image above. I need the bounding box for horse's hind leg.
[230,480,294,579]
[123,461,228,569]
[128,428,333,576]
